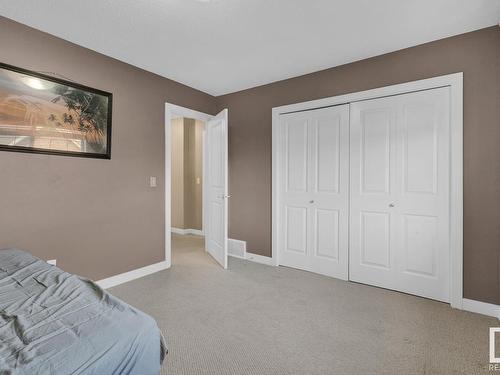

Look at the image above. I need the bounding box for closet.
[276,87,451,302]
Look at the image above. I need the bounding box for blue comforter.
[0,249,166,374]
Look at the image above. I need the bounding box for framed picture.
[0,62,112,159]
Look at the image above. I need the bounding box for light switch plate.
[149,176,157,187]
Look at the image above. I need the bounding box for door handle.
[219,195,231,199]
[309,200,314,204]
[389,203,395,208]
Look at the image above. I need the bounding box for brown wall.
[217,26,500,305]
[0,17,217,280]
[2,15,499,304]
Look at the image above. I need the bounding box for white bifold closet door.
[349,87,450,302]
[278,105,349,280]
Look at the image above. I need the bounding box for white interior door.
[205,109,229,268]
[278,105,349,279]
[349,87,450,302]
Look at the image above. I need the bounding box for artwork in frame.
[0,62,112,159]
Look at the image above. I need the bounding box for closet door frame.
[272,73,463,309]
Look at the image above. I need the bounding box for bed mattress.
[0,249,166,374]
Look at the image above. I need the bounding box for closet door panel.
[278,105,349,279]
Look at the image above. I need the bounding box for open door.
[205,109,229,268]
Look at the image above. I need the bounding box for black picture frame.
[0,62,113,159]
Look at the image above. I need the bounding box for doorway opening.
[165,104,229,270]
[171,116,204,237]
[170,116,208,269]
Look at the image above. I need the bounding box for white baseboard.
[171,227,203,236]
[96,260,169,289]
[245,252,275,266]
[225,239,273,266]
[228,254,246,259]
[228,238,246,259]
[462,298,500,319]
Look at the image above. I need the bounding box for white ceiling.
[0,0,499,96]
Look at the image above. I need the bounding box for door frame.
[164,103,214,268]
[271,73,463,309]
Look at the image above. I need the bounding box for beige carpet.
[110,234,497,374]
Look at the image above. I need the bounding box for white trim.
[463,298,500,320]
[449,76,464,310]
[245,252,275,266]
[171,227,184,235]
[171,227,204,236]
[165,103,214,269]
[96,261,169,289]
[273,74,462,114]
[228,238,247,259]
[272,73,463,309]
[228,254,246,260]
[272,108,279,267]
[167,104,213,123]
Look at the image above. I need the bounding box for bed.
[0,248,167,374]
